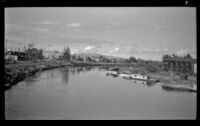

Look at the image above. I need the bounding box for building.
[6,48,26,61]
[24,48,43,61]
[6,47,44,61]
[163,55,197,74]
[43,50,62,61]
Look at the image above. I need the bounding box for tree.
[71,54,76,60]
[99,55,102,62]
[129,56,137,63]
[86,56,92,62]
[172,53,176,58]
[186,53,192,59]
[125,59,130,63]
[38,49,44,60]
[77,56,84,61]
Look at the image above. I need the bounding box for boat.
[119,71,132,79]
[106,70,119,76]
[107,70,160,83]
[161,84,197,92]
[131,73,150,81]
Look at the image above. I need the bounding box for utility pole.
[5,39,8,53]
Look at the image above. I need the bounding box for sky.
[5,7,197,61]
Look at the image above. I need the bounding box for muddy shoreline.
[5,61,73,90]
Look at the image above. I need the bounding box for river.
[5,66,196,120]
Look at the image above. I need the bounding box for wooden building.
[163,56,196,74]
[6,48,26,61]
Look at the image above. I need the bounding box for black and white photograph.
[4,7,197,120]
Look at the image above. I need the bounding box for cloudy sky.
[5,7,196,60]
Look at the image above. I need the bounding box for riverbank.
[116,66,197,88]
[5,61,73,90]
[5,61,197,91]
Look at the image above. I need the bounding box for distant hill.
[74,53,126,60]
[42,51,127,60]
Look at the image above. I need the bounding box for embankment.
[5,61,73,90]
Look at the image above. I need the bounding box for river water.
[5,66,196,120]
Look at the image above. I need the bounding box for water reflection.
[132,80,156,87]
[107,74,119,78]
[84,66,94,72]
[60,66,98,84]
[133,80,146,85]
[69,66,96,75]
[98,67,108,71]
[146,81,156,87]
[5,66,196,120]
[60,67,70,84]
[23,72,42,83]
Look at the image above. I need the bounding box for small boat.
[108,67,119,71]
[161,84,197,92]
[106,70,119,76]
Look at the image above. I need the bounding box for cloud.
[155,48,161,52]
[135,48,150,53]
[143,48,150,52]
[35,28,50,32]
[105,22,122,27]
[114,47,119,52]
[191,48,196,53]
[128,47,170,55]
[5,24,25,33]
[110,47,119,53]
[176,49,189,56]
[84,46,94,51]
[164,48,169,52]
[107,22,122,26]
[71,49,78,54]
[66,22,82,28]
[155,25,164,31]
[38,21,59,25]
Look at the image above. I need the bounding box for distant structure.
[43,50,62,61]
[24,44,43,61]
[6,48,26,61]
[162,54,197,74]
[193,63,197,74]
[5,43,44,62]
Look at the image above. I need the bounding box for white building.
[194,63,197,74]
[43,50,62,61]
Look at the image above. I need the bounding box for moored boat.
[108,67,119,71]
[119,71,132,78]
[106,70,119,76]
[161,83,197,92]
[131,74,150,81]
